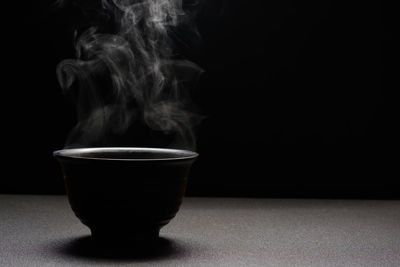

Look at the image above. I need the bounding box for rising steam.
[57,0,202,149]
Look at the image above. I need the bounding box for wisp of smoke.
[57,0,203,149]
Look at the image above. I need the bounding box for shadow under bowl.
[53,147,198,246]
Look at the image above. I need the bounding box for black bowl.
[54,147,198,246]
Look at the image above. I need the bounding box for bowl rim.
[53,147,199,162]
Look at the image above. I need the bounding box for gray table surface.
[1,195,399,267]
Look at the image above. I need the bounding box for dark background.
[2,1,397,198]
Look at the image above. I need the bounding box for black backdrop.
[2,1,398,198]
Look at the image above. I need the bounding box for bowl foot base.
[90,226,160,248]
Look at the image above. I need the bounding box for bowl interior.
[53,147,198,161]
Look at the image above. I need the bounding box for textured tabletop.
[1,195,399,266]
